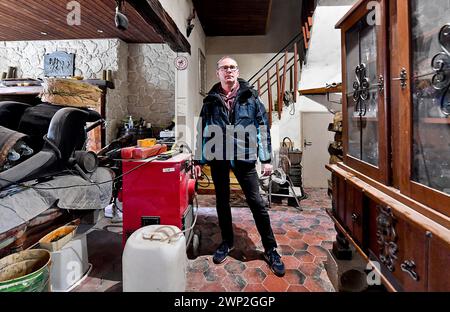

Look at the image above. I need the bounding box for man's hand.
[261,163,273,176]
[194,165,204,179]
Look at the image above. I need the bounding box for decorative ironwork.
[431,24,450,117]
[401,260,419,282]
[376,205,398,272]
[353,63,370,116]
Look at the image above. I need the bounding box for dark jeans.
[210,160,277,251]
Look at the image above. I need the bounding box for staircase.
[248,0,317,127]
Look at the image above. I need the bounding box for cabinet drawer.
[428,236,450,291]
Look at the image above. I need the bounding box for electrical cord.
[0,147,168,191]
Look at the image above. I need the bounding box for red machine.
[121,152,196,246]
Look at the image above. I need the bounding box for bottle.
[127,115,134,129]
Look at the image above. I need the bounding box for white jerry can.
[122,225,187,292]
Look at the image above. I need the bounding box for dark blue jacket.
[195,79,272,165]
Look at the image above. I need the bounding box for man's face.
[216,58,239,85]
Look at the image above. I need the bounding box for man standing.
[195,56,285,277]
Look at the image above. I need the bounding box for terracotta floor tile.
[286,230,303,240]
[186,272,207,291]
[287,285,310,292]
[307,245,330,258]
[224,260,246,274]
[293,250,315,263]
[278,244,295,256]
[198,283,227,292]
[244,283,268,292]
[245,259,266,268]
[298,262,323,278]
[222,274,247,292]
[283,269,306,285]
[274,235,291,245]
[282,256,301,269]
[289,240,309,251]
[262,275,289,292]
[184,189,336,293]
[242,267,267,284]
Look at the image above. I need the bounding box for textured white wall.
[128,44,176,128]
[0,39,129,143]
[0,39,180,143]
[160,0,207,150]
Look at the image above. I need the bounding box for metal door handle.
[304,139,312,147]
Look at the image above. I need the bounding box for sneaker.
[264,248,285,277]
[212,242,234,264]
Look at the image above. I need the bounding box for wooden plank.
[294,43,299,102]
[302,26,309,49]
[280,51,288,119]
[305,22,311,39]
[257,79,261,96]
[267,70,273,127]
[0,0,170,45]
[276,62,281,120]
[299,85,342,95]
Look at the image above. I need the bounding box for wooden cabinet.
[329,0,450,292]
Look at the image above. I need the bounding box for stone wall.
[0,39,176,143]
[128,44,176,128]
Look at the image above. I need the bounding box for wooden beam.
[267,70,273,127]
[305,22,311,39]
[299,85,342,95]
[294,43,299,102]
[302,26,309,49]
[280,51,288,119]
[126,0,191,53]
[257,79,261,96]
[276,62,281,120]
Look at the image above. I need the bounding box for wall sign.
[44,51,75,77]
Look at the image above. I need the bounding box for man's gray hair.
[216,56,238,69]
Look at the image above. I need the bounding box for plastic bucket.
[0,249,51,292]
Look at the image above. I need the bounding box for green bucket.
[0,249,51,292]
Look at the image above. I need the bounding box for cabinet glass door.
[410,0,450,195]
[342,0,389,183]
[399,0,450,216]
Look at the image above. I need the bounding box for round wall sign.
[175,56,188,70]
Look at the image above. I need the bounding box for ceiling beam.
[126,0,191,53]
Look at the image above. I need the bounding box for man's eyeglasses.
[218,65,239,72]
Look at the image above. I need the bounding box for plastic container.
[0,249,51,292]
[38,225,77,252]
[49,235,89,292]
[122,225,186,292]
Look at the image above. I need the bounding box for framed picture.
[199,49,206,96]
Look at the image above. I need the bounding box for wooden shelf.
[299,84,342,95]
[0,79,114,96]
[0,86,41,95]
[421,117,450,124]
